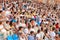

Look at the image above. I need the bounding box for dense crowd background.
[0,0,60,40]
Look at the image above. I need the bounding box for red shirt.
[56,24,59,29]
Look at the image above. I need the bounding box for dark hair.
[53,22,55,25]
[41,27,43,31]
[6,21,9,23]
[20,16,23,19]
[32,26,34,28]
[56,23,59,25]
[37,29,40,33]
[14,12,16,14]
[52,27,55,31]
[0,10,2,13]
[30,31,34,34]
[13,16,16,19]
[53,7,56,10]
[30,19,34,22]
[10,21,13,26]
[44,28,48,33]
[19,27,23,30]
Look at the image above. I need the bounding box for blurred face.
[31,20,35,24]
[31,32,34,35]
[21,28,23,31]
[21,19,25,23]
[20,33,25,37]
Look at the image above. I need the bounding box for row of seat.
[0,33,19,40]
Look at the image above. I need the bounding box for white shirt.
[40,31,44,39]
[5,11,11,16]
[49,31,56,40]
[19,23,26,27]
[16,23,26,29]
[45,36,49,40]
[24,28,28,34]
[24,28,34,34]
[0,25,6,32]
[0,25,3,29]
[36,33,40,39]
[20,37,25,40]
[4,23,10,30]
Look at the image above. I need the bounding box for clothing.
[40,31,44,39]
[49,31,56,40]
[0,32,4,40]
[5,11,11,16]
[11,19,17,23]
[36,33,40,39]
[0,25,3,30]
[44,36,49,40]
[24,28,29,34]
[28,35,35,40]
[20,36,25,40]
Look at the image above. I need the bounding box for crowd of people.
[0,0,60,40]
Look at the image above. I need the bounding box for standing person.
[28,31,35,40]
[49,27,56,40]
[19,32,27,40]
[36,29,41,40]
[44,28,50,40]
[18,26,24,33]
[4,21,10,31]
[24,24,32,34]
[39,27,45,40]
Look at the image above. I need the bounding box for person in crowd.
[28,31,35,40]
[36,29,41,40]
[49,27,56,40]
[19,32,26,40]
[0,0,60,40]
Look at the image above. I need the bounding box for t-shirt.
[11,19,17,23]
[0,25,6,32]
[0,25,3,30]
[36,33,40,39]
[49,31,56,40]
[5,11,11,16]
[17,23,26,28]
[4,23,10,30]
[40,31,44,39]
[24,28,28,34]
[28,35,35,40]
[24,28,34,34]
[20,36,25,40]
[44,36,49,40]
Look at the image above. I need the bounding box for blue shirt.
[28,35,35,40]
[11,19,17,23]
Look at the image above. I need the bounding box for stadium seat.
[7,35,13,40]
[12,34,19,40]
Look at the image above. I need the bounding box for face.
[21,28,23,31]
[31,20,33,23]
[32,32,34,35]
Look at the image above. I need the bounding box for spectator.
[28,31,35,40]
